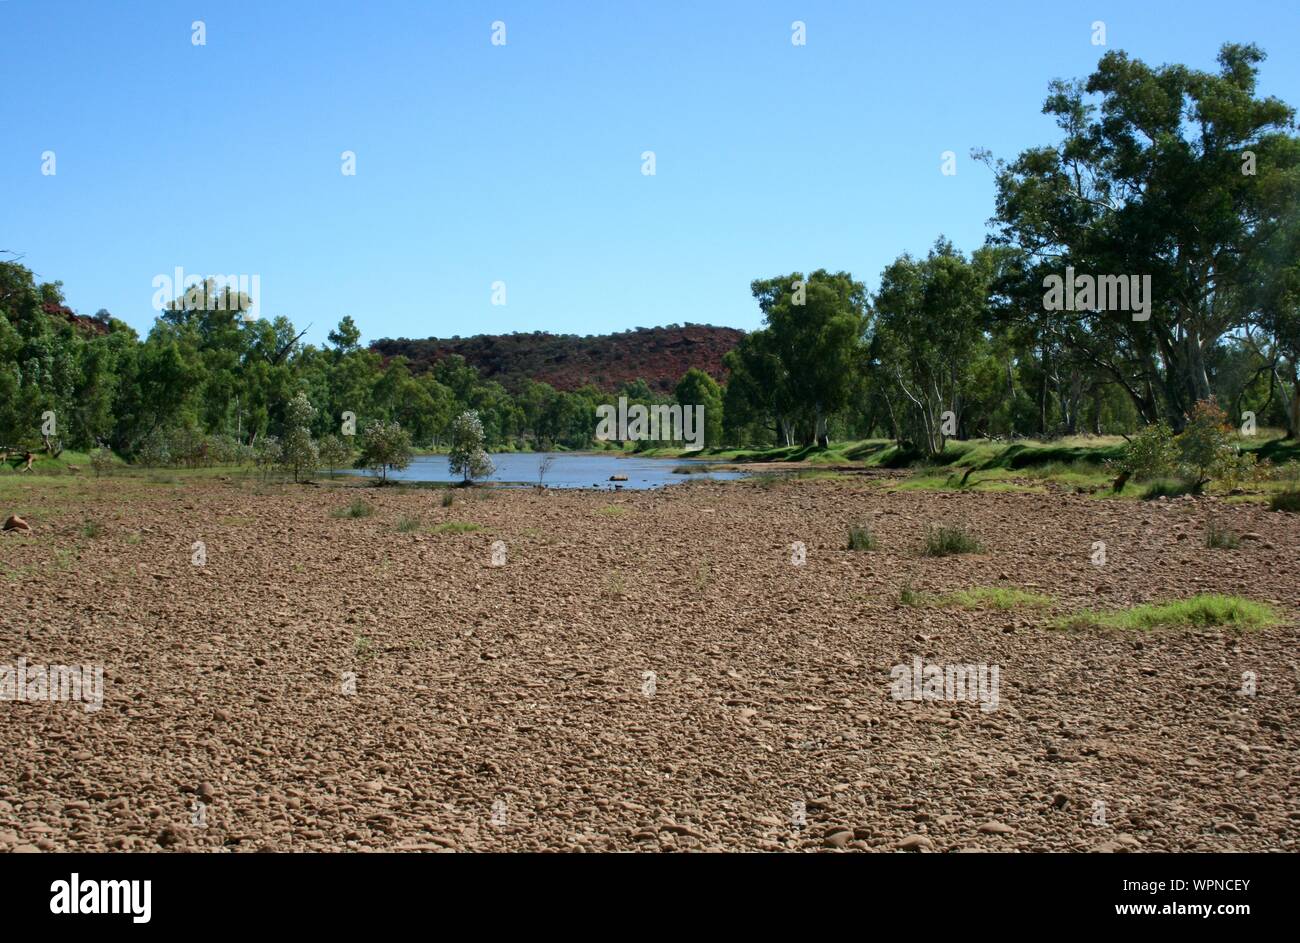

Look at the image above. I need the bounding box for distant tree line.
[0,263,724,461]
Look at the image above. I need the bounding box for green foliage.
[1270,490,1300,513]
[1141,478,1200,500]
[1116,422,1178,481]
[1205,519,1241,549]
[673,368,724,448]
[333,497,373,519]
[316,433,352,478]
[1176,401,1239,486]
[254,435,282,477]
[358,419,412,483]
[846,526,877,551]
[1119,403,1258,494]
[872,240,993,455]
[726,270,868,447]
[279,390,318,482]
[1056,594,1277,631]
[897,582,922,607]
[89,447,115,477]
[986,44,1300,432]
[430,521,480,534]
[937,587,1053,610]
[447,410,494,484]
[920,523,982,557]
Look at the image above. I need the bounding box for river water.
[344,452,747,489]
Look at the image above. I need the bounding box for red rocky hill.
[371,324,744,393]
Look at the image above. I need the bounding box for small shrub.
[81,520,104,538]
[846,526,877,551]
[921,523,981,557]
[898,582,923,607]
[333,498,374,519]
[1270,490,1300,513]
[1114,421,1177,481]
[1205,519,1240,549]
[89,448,115,478]
[441,491,455,508]
[396,515,422,533]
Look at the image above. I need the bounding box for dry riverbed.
[1,474,1297,852]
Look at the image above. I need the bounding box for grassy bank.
[640,431,1300,499]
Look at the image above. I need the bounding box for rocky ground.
[0,473,1297,852]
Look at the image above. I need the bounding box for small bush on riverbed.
[1205,519,1240,549]
[1270,490,1300,513]
[897,582,923,607]
[847,526,877,551]
[920,523,981,557]
[333,498,374,519]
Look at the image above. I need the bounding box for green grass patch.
[332,498,374,519]
[897,582,924,607]
[1055,594,1278,631]
[80,520,104,539]
[597,505,628,517]
[936,586,1054,610]
[920,523,982,557]
[430,521,481,534]
[395,515,422,533]
[1142,478,1201,500]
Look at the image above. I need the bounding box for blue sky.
[2,0,1298,346]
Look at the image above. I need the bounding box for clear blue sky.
[3,0,1298,346]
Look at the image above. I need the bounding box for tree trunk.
[1288,364,1300,440]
